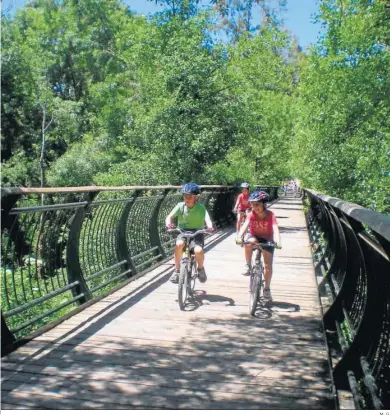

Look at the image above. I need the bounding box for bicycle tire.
[188,259,197,296]
[178,263,188,310]
[249,264,262,316]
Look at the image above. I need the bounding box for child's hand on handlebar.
[235,237,243,245]
[166,223,175,230]
[207,227,215,233]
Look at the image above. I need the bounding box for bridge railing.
[304,189,390,409]
[1,185,278,353]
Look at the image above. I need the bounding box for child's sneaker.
[242,264,251,276]
[263,287,272,301]
[170,270,180,283]
[197,267,207,283]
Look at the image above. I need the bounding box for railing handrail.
[305,188,390,241]
[1,185,233,197]
[1,184,284,197]
[304,188,390,409]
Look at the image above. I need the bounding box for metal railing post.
[1,313,16,354]
[66,192,99,304]
[116,190,140,276]
[149,189,170,258]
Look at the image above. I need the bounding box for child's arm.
[273,224,282,248]
[237,216,250,239]
[165,204,179,228]
[233,194,241,212]
[205,210,214,231]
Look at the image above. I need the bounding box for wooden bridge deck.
[1,198,334,410]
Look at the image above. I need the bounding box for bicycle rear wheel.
[249,265,262,316]
[178,263,189,310]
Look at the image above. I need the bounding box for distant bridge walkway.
[1,198,333,409]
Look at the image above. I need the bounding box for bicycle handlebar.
[166,227,213,238]
[237,239,280,249]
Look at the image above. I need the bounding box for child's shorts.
[176,231,205,250]
[245,234,275,254]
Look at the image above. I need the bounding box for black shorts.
[245,234,275,254]
[176,231,205,250]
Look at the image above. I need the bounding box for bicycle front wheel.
[249,265,261,316]
[188,260,197,296]
[178,263,189,310]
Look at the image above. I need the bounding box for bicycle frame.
[181,244,195,280]
[167,228,211,310]
[240,240,276,315]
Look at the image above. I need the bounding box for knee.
[194,246,203,254]
[175,241,185,249]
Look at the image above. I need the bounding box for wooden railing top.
[305,188,390,241]
[0,185,234,197]
[1,184,279,197]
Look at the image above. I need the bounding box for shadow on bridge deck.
[1,198,334,410]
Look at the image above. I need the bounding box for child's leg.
[262,249,274,288]
[194,245,204,268]
[236,212,242,232]
[244,236,257,265]
[174,239,185,270]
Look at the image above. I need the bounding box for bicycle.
[237,239,279,315]
[167,228,212,310]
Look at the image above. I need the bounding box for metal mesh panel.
[79,200,127,294]
[157,192,182,255]
[126,196,159,270]
[1,196,80,338]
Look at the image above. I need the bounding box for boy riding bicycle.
[236,191,282,301]
[233,182,251,234]
[165,183,214,284]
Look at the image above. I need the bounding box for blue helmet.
[248,191,269,203]
[181,182,200,195]
[241,182,250,189]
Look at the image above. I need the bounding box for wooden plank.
[1,402,43,410]
[2,352,331,381]
[2,335,327,360]
[1,373,332,404]
[1,365,330,391]
[1,360,330,390]
[2,380,333,410]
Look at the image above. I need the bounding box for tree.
[291,0,390,213]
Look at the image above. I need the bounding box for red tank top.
[248,210,277,240]
[237,193,250,211]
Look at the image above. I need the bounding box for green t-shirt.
[170,202,207,230]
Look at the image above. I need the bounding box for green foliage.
[1,263,77,339]
[47,137,112,186]
[2,0,388,212]
[290,0,390,214]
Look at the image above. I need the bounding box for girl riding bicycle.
[165,183,214,284]
[236,191,282,301]
[233,182,251,234]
